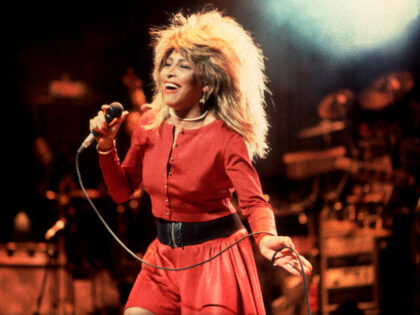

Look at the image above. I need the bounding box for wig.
[146,9,270,160]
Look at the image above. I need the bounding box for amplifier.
[324,265,375,288]
[323,234,374,257]
[320,229,380,315]
[0,242,51,265]
[0,242,70,315]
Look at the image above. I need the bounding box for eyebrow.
[165,54,192,63]
[166,55,190,64]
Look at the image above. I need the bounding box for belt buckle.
[170,222,183,248]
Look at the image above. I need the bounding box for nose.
[164,65,176,79]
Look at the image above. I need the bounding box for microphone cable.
[75,149,311,314]
[272,246,311,315]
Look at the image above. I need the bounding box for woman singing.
[90,9,312,315]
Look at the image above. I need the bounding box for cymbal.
[298,120,347,139]
[359,70,414,110]
[318,89,355,120]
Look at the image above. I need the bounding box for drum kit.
[283,70,417,231]
[275,70,418,315]
[298,70,414,136]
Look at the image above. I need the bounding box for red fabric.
[125,229,266,314]
[99,112,277,245]
[99,112,277,313]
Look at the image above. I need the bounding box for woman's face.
[160,50,205,115]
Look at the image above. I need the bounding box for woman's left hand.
[259,235,313,276]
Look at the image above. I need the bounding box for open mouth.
[164,82,180,91]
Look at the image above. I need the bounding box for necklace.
[169,108,208,122]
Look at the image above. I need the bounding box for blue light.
[264,0,420,57]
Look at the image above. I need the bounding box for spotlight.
[264,0,420,57]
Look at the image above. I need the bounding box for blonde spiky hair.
[146,9,270,160]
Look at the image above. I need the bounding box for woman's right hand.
[90,104,129,151]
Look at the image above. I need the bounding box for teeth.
[165,82,179,89]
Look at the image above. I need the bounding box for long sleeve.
[224,133,277,246]
[98,117,147,204]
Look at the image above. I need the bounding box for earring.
[199,93,207,105]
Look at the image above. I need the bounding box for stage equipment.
[318,89,355,120]
[283,146,347,179]
[319,219,390,315]
[0,242,71,315]
[359,71,414,110]
[298,120,347,139]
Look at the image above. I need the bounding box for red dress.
[99,112,277,314]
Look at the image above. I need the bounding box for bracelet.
[96,140,116,155]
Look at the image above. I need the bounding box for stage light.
[264,0,420,57]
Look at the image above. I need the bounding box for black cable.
[76,150,268,270]
[76,150,311,311]
[272,246,311,315]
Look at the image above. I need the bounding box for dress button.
[181,129,184,134]
[174,143,178,147]
[168,172,172,176]
[166,211,170,216]
[165,199,169,203]
[164,185,167,189]
[170,157,174,162]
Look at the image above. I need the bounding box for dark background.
[2,1,420,314]
[5,0,420,175]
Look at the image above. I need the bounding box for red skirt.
[125,228,266,314]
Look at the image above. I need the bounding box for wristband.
[97,140,116,154]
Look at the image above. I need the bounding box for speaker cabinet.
[320,220,382,315]
[0,242,71,315]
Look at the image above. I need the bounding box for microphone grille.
[108,102,124,119]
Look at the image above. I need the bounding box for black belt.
[157,213,244,248]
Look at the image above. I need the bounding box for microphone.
[78,102,124,153]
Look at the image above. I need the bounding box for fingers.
[121,110,130,121]
[292,255,313,275]
[283,236,295,250]
[90,109,108,136]
[284,262,300,276]
[271,249,313,275]
[111,111,129,131]
[259,235,313,275]
[90,104,128,139]
[272,255,300,275]
[298,255,313,271]
[275,256,312,275]
[272,236,295,250]
[260,235,295,252]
